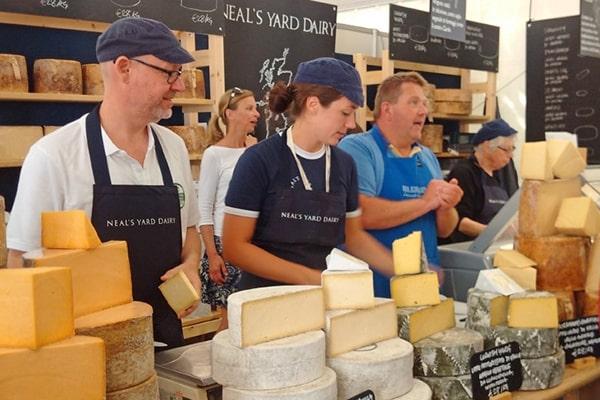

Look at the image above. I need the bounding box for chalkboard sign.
[526,16,600,164]
[581,0,600,58]
[470,342,523,400]
[348,390,375,400]
[389,4,499,72]
[224,0,336,140]
[0,0,224,35]
[430,0,466,42]
[559,316,600,364]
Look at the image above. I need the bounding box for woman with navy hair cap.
[221,57,394,289]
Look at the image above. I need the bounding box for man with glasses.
[443,118,518,243]
[7,17,201,348]
[339,71,463,297]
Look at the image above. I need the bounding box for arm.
[435,178,463,238]
[344,216,394,277]
[359,194,439,230]
[222,214,321,285]
[7,250,24,268]
[199,224,227,284]
[457,217,486,237]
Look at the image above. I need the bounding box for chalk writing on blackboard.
[180,0,218,13]
[42,0,69,9]
[257,47,293,138]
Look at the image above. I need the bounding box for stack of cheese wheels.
[0,195,6,268]
[33,58,83,94]
[466,288,565,390]
[212,285,336,399]
[22,210,160,400]
[0,267,106,399]
[82,63,104,95]
[433,89,472,115]
[517,139,597,322]
[321,251,428,400]
[392,231,483,400]
[0,53,28,93]
[175,68,206,99]
[168,125,209,159]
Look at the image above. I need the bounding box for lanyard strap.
[285,126,331,193]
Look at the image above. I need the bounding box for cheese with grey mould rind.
[212,329,325,390]
[221,366,337,400]
[327,337,413,399]
[413,327,483,377]
[520,349,565,391]
[418,374,472,400]
[466,288,508,330]
[393,379,432,400]
[489,324,559,358]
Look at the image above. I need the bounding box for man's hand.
[437,178,463,210]
[161,262,201,319]
[423,180,443,211]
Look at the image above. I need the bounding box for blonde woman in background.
[198,87,258,330]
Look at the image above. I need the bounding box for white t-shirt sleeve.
[197,148,219,227]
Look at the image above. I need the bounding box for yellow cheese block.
[159,270,199,314]
[555,197,600,236]
[0,125,43,165]
[518,178,582,237]
[42,210,101,249]
[391,272,441,307]
[107,373,159,400]
[0,267,73,349]
[498,266,537,290]
[0,335,106,399]
[0,195,6,268]
[75,302,154,392]
[550,291,576,322]
[393,231,426,275]
[493,249,536,269]
[23,241,133,317]
[397,298,456,343]
[520,141,553,181]
[507,291,559,328]
[321,269,375,309]
[325,298,397,356]
[547,139,586,179]
[585,236,600,295]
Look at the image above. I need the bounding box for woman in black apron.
[444,118,518,243]
[221,57,394,289]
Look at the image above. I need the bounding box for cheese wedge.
[42,210,101,249]
[391,272,440,307]
[555,197,600,236]
[507,291,559,328]
[498,266,537,290]
[520,141,552,181]
[393,231,426,275]
[547,139,586,179]
[159,270,200,313]
[493,249,536,269]
[321,269,374,309]
[397,298,456,343]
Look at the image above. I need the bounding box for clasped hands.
[423,178,463,211]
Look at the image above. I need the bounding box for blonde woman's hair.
[207,87,255,145]
[373,71,429,120]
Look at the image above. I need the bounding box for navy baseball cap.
[96,17,194,64]
[293,57,364,107]
[472,118,517,146]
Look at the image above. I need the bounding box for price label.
[470,342,523,400]
[348,390,375,400]
[559,316,600,364]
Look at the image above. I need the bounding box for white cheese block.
[327,337,414,399]
[391,272,441,307]
[489,324,559,358]
[474,269,524,296]
[397,298,456,343]
[413,327,484,377]
[520,141,552,181]
[75,302,154,392]
[585,235,600,295]
[508,291,558,328]
[325,248,369,271]
[222,367,337,400]
[106,373,159,400]
[212,329,325,390]
[418,374,472,400]
[325,298,397,357]
[227,285,324,348]
[493,249,536,269]
[393,379,432,400]
[547,139,586,179]
[393,231,427,275]
[520,350,565,391]
[555,197,600,236]
[321,269,374,309]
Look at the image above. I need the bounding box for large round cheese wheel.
[106,373,159,400]
[168,125,208,158]
[516,235,590,291]
[176,69,205,98]
[327,337,413,399]
[212,329,325,390]
[33,58,82,94]
[489,324,558,358]
[520,350,565,391]
[82,63,104,95]
[393,379,432,400]
[418,374,472,400]
[75,301,154,392]
[0,54,28,93]
[222,367,336,400]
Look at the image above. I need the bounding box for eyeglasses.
[225,87,244,110]
[497,145,516,154]
[130,58,182,84]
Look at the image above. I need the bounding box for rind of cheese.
[168,125,209,158]
[0,53,28,93]
[42,210,101,249]
[585,236,600,295]
[490,324,559,358]
[159,270,199,313]
[227,285,325,348]
[547,139,586,179]
[0,267,73,349]
[175,69,206,99]
[106,373,159,400]
[75,302,154,392]
[82,63,104,95]
[396,379,432,400]
[555,197,600,236]
[393,231,426,275]
[33,58,82,94]
[0,336,106,399]
[549,290,577,322]
[321,269,374,309]
[418,375,472,400]
[507,291,559,328]
[391,272,441,307]
[23,241,133,317]
[466,288,508,332]
[0,196,6,268]
[493,249,536,269]
[397,298,456,343]
[520,350,565,391]
[520,141,552,181]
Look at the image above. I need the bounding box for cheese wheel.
[585,236,600,295]
[168,125,209,158]
[418,375,472,400]
[327,337,414,399]
[434,101,471,115]
[33,58,82,94]
[433,89,472,102]
[82,63,104,95]
[520,350,565,391]
[550,290,577,322]
[0,195,5,268]
[176,69,206,98]
[212,329,325,390]
[394,379,432,400]
[106,373,159,400]
[516,235,589,291]
[75,302,154,392]
[489,324,559,358]
[0,53,28,93]
[222,367,337,400]
[420,125,443,153]
[398,298,456,343]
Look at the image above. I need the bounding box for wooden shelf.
[0,159,24,168]
[435,152,470,159]
[430,113,491,123]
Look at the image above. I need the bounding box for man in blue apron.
[339,72,463,298]
[7,18,201,348]
[443,119,517,243]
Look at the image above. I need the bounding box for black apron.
[239,129,346,290]
[478,169,509,225]
[86,105,184,347]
